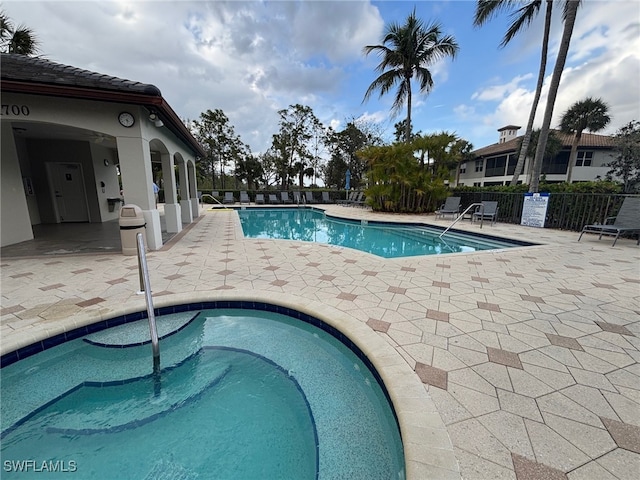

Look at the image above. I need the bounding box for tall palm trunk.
[529,0,579,193]
[405,78,412,143]
[511,0,553,186]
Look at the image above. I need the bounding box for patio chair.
[240,191,250,204]
[268,194,281,204]
[472,201,499,225]
[223,192,235,204]
[280,191,293,204]
[255,193,265,205]
[293,191,302,203]
[321,191,331,203]
[305,191,317,204]
[578,197,640,247]
[436,197,461,219]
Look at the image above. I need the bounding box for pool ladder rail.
[201,193,232,210]
[439,202,485,238]
[136,233,161,375]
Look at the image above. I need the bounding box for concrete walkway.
[1,205,639,479]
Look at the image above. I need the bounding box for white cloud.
[471,74,534,102]
[357,111,387,125]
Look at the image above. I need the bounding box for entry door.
[46,163,90,222]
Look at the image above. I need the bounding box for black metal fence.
[456,192,639,232]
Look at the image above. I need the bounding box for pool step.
[144,459,199,480]
[42,353,231,436]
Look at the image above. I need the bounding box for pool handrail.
[136,233,160,374]
[439,202,485,238]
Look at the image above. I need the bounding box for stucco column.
[161,151,181,233]
[116,136,162,250]
[188,160,200,217]
[177,159,193,223]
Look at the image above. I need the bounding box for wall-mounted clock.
[118,112,135,128]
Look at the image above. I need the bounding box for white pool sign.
[521,193,550,228]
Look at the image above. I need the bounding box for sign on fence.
[521,193,550,228]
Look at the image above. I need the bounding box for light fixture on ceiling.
[148,112,164,128]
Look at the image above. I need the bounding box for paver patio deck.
[1,204,639,479]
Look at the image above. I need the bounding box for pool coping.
[1,290,460,479]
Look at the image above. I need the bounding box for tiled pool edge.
[0,290,460,479]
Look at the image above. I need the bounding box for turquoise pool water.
[1,309,404,479]
[238,208,527,258]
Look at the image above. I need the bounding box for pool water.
[238,208,526,258]
[1,309,404,479]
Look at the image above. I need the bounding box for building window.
[459,163,466,174]
[475,160,483,172]
[485,155,507,177]
[506,154,518,175]
[542,150,569,175]
[576,151,593,166]
[473,182,482,187]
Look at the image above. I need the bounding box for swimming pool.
[0,307,404,479]
[238,208,530,258]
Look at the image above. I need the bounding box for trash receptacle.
[119,204,146,255]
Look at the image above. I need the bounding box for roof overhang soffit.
[2,80,205,158]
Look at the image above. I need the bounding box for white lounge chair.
[436,197,461,219]
[223,192,235,204]
[578,197,640,246]
[472,201,499,225]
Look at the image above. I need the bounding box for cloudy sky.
[5,0,640,154]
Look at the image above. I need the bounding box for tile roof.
[473,130,616,157]
[1,53,161,96]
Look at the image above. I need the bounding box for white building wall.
[1,122,33,246]
[89,143,121,222]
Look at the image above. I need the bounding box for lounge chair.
[348,192,364,206]
[436,196,461,219]
[255,193,265,205]
[305,191,317,204]
[280,191,293,204]
[337,191,357,205]
[268,194,281,204]
[293,191,302,203]
[223,192,235,204]
[321,191,331,203]
[240,191,250,204]
[352,193,367,208]
[472,201,499,225]
[578,197,640,247]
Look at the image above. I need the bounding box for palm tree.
[559,97,610,183]
[529,0,581,192]
[0,11,40,56]
[363,9,459,143]
[474,0,554,186]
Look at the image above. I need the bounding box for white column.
[162,151,181,233]
[177,159,193,223]
[116,136,162,250]
[188,159,200,217]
